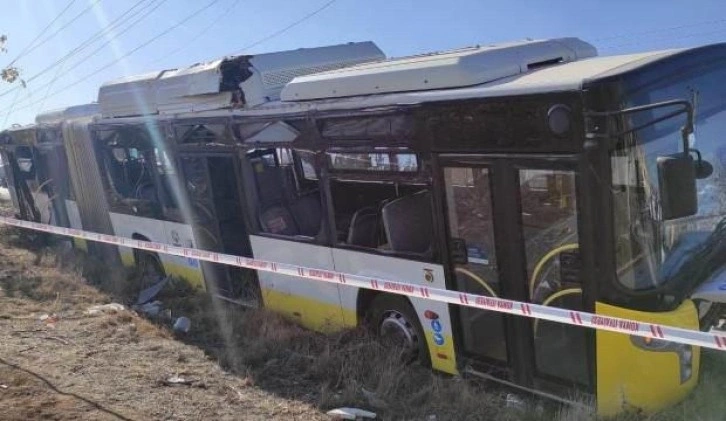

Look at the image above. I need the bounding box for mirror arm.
[585,99,694,150]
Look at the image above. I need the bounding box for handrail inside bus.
[529,243,579,298]
[534,287,583,334]
[455,267,497,297]
[33,178,53,195]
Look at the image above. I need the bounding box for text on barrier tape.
[2,216,725,351]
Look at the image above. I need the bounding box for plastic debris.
[39,313,60,327]
[162,375,192,386]
[85,303,125,316]
[136,276,170,305]
[505,393,526,411]
[137,301,163,317]
[326,407,376,420]
[173,316,191,334]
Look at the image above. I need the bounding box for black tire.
[136,252,165,289]
[367,294,431,367]
[698,300,724,332]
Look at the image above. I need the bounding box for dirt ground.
[0,224,528,421]
[0,233,330,420]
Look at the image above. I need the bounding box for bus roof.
[221,49,683,117]
[92,42,702,126]
[35,103,100,126]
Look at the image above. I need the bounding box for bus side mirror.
[657,154,698,220]
[451,238,469,264]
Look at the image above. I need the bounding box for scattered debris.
[39,313,60,327]
[84,303,125,316]
[326,407,377,420]
[173,316,191,334]
[157,375,206,389]
[505,393,526,411]
[163,375,192,386]
[136,300,162,317]
[136,276,169,305]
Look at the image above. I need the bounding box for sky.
[0,0,725,128]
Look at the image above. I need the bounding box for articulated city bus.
[3,37,726,415]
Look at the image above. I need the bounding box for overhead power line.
[32,0,164,113]
[6,0,103,68]
[7,0,78,67]
[146,0,243,67]
[1,0,222,117]
[0,0,157,101]
[236,0,338,53]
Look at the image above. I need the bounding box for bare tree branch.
[1,34,24,86]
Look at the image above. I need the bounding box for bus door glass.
[518,168,589,387]
[179,153,256,301]
[35,143,71,227]
[443,166,508,364]
[12,146,42,222]
[443,159,590,388]
[1,149,22,216]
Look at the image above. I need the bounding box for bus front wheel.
[367,294,430,367]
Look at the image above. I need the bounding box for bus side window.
[103,146,156,201]
[152,147,180,210]
[248,147,324,239]
[326,151,433,257]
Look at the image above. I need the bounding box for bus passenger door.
[442,166,509,368]
[518,167,589,388]
[35,144,72,228]
[179,153,257,301]
[441,158,591,391]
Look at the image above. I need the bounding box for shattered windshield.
[613,61,726,291]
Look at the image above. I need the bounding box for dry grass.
[2,224,726,420]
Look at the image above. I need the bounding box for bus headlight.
[630,336,693,384]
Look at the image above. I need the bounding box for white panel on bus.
[281,38,597,101]
[249,235,345,330]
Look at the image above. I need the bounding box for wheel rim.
[379,309,419,351]
[140,256,163,289]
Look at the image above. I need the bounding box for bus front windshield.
[612,61,726,291]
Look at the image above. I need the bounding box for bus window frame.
[91,123,168,219]
[240,142,332,246]
[324,147,439,263]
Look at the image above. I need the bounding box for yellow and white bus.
[4,37,726,415]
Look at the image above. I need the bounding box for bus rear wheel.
[136,252,165,289]
[368,294,430,367]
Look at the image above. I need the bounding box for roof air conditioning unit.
[97,42,385,118]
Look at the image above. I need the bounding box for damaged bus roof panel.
[97,42,385,118]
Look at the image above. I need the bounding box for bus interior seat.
[255,165,294,234]
[260,205,299,236]
[347,206,380,247]
[382,190,433,254]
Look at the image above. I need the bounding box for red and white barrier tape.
[2,216,725,351]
